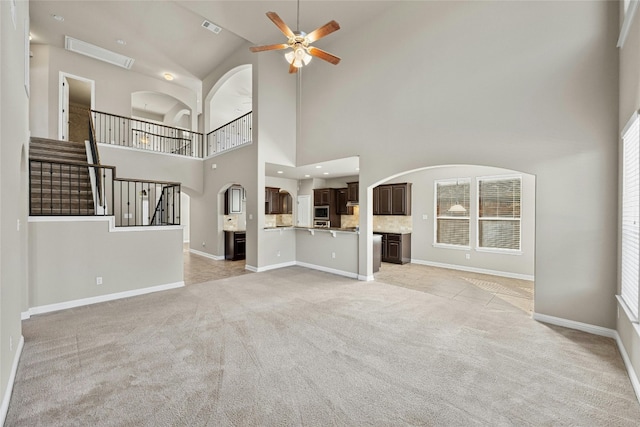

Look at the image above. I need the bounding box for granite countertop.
[264,226,359,233]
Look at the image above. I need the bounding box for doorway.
[59,72,95,142]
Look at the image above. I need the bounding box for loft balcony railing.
[91,109,252,158]
[29,159,181,227]
[91,110,204,158]
[206,111,252,156]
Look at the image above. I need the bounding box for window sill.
[616,295,640,336]
[475,247,522,256]
[433,243,470,251]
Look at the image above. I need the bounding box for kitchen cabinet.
[225,185,243,215]
[225,231,246,261]
[265,187,280,214]
[376,232,411,264]
[373,183,412,216]
[336,188,352,215]
[347,182,359,203]
[378,185,393,215]
[280,191,293,214]
[314,188,334,206]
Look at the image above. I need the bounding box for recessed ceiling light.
[164,73,174,81]
[116,39,126,45]
[304,174,310,178]
[52,14,64,22]
[277,171,283,174]
[323,172,329,175]
[355,167,360,171]
[315,165,322,169]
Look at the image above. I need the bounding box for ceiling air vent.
[202,20,222,34]
[64,36,135,70]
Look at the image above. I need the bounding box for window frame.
[476,174,523,254]
[433,178,471,250]
[620,111,640,321]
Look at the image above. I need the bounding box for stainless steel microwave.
[314,205,330,220]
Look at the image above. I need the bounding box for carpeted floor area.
[6,266,640,426]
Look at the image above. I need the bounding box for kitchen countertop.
[264,226,359,233]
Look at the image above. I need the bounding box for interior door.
[61,76,69,140]
[296,195,311,227]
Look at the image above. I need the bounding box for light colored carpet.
[6,266,640,426]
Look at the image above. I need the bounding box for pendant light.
[448,179,467,213]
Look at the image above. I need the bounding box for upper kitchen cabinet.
[280,191,293,214]
[373,183,412,215]
[265,187,281,214]
[336,188,352,215]
[225,185,244,215]
[347,182,359,203]
[314,188,334,206]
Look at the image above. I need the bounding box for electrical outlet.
[277,250,281,257]
[202,241,206,247]
[17,219,20,231]
[422,214,428,220]
[465,253,470,260]
[332,252,336,259]
[96,276,103,285]
[10,336,13,351]
[249,214,253,220]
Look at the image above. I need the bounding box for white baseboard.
[245,264,258,272]
[189,249,224,261]
[358,274,375,281]
[254,261,296,272]
[295,261,358,279]
[26,281,184,317]
[614,331,640,404]
[411,259,535,281]
[533,312,639,403]
[0,335,24,426]
[532,312,617,338]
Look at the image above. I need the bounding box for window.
[621,112,639,320]
[477,176,521,251]
[435,179,470,247]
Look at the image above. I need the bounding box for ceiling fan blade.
[307,47,341,65]
[289,62,298,74]
[305,20,340,43]
[266,11,295,38]
[250,43,289,53]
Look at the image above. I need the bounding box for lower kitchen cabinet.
[225,231,246,261]
[376,232,411,264]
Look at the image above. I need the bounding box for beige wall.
[300,1,618,328]
[0,0,30,418]
[618,0,640,398]
[28,219,183,308]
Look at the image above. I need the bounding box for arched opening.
[131,91,192,129]
[368,164,535,314]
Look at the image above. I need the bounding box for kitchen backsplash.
[341,205,359,228]
[223,214,246,231]
[264,215,277,228]
[373,215,413,233]
[277,214,293,226]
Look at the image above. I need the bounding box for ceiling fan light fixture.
[285,46,311,68]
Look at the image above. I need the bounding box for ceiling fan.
[249,1,341,74]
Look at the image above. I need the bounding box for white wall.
[299,1,619,329]
[0,0,30,419]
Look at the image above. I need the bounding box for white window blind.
[621,112,640,320]
[478,177,521,251]
[435,179,470,247]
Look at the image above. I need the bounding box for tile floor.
[182,246,534,314]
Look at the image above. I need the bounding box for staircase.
[29,137,95,215]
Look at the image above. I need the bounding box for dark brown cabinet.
[347,182,359,203]
[280,192,293,214]
[336,188,351,215]
[265,187,280,214]
[376,232,411,264]
[225,231,246,261]
[373,183,412,216]
[378,185,393,215]
[314,188,333,206]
